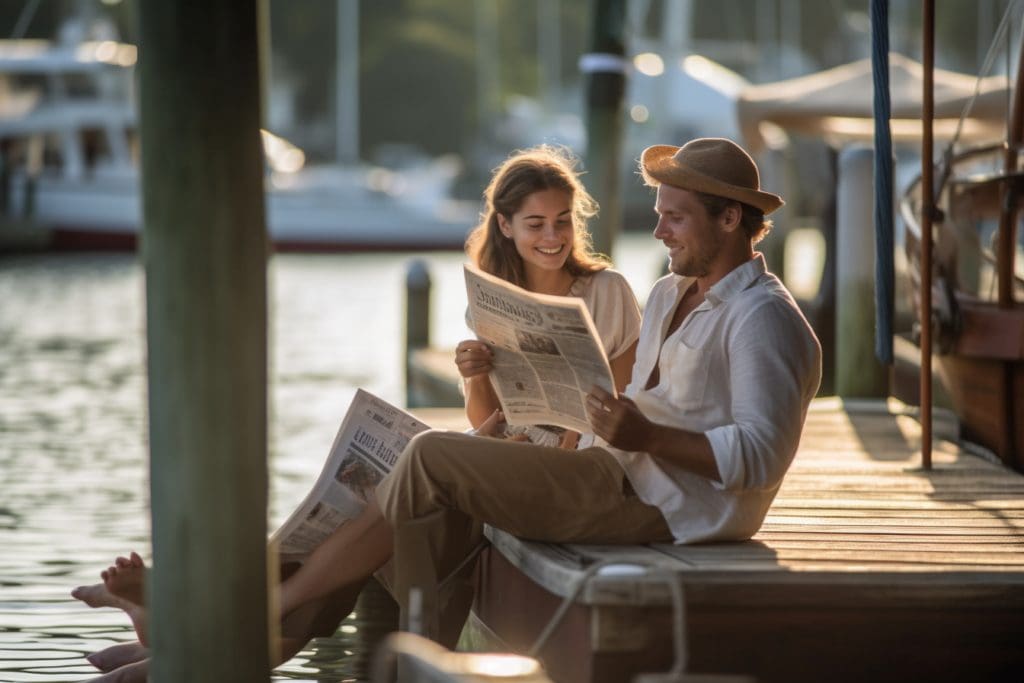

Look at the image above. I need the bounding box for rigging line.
[945,0,1020,155]
[11,0,43,40]
[934,0,1022,206]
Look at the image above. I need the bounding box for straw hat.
[641,138,784,214]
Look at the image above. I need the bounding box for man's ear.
[720,203,742,233]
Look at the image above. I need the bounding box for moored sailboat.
[900,2,1024,471]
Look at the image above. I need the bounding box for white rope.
[527,559,688,676]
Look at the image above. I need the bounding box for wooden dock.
[456,398,1024,683]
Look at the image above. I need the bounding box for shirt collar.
[705,253,767,306]
[669,253,767,307]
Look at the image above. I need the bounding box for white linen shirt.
[602,254,822,543]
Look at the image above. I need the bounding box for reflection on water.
[277,579,399,682]
[0,237,662,682]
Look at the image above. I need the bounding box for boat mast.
[919,0,935,470]
[336,0,359,164]
[996,28,1024,308]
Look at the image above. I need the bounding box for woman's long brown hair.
[465,145,609,289]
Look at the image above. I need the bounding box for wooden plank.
[765,507,1024,518]
[754,532,1024,545]
[658,538,1024,560]
[780,468,1022,480]
[767,496,1024,508]
[756,528,1024,539]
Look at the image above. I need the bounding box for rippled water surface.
[0,238,662,682]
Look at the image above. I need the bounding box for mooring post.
[835,145,888,398]
[405,259,432,407]
[581,0,627,258]
[138,2,270,680]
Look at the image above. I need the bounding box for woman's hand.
[455,339,494,379]
[472,409,505,437]
[559,430,581,450]
[472,409,530,441]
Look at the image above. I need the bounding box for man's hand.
[454,339,493,379]
[585,386,654,452]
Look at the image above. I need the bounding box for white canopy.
[737,53,1010,152]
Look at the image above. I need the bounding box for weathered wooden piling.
[138,2,270,680]
[581,0,627,258]
[404,260,464,408]
[835,145,888,398]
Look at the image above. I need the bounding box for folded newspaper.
[269,389,430,563]
[464,263,616,435]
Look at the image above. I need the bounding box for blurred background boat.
[0,25,477,252]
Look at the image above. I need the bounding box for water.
[0,235,665,682]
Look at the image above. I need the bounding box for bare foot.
[102,552,146,607]
[85,657,149,683]
[85,641,149,672]
[71,583,136,612]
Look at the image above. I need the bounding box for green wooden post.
[138,2,270,681]
[581,0,627,258]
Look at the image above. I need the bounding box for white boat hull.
[8,172,475,251]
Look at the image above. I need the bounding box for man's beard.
[669,225,723,278]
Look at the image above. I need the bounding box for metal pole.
[920,0,934,469]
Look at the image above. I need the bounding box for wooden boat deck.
[454,398,1024,683]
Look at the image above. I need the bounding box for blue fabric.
[871,0,895,364]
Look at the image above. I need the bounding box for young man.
[82,137,821,664]
[276,136,822,641]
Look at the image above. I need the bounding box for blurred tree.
[361,8,476,157]
[267,0,593,162]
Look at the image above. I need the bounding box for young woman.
[455,145,641,445]
[71,146,643,680]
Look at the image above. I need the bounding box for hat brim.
[641,145,784,215]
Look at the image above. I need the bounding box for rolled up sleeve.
[708,301,820,492]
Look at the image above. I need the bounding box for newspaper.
[269,389,430,563]
[463,263,616,435]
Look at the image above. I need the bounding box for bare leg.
[88,553,149,645]
[279,498,393,617]
[84,658,149,683]
[85,641,149,672]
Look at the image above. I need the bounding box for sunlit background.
[0,0,1018,680]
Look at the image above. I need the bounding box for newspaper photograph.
[463,263,616,434]
[269,388,431,563]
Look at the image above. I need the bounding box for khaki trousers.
[374,429,673,640]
